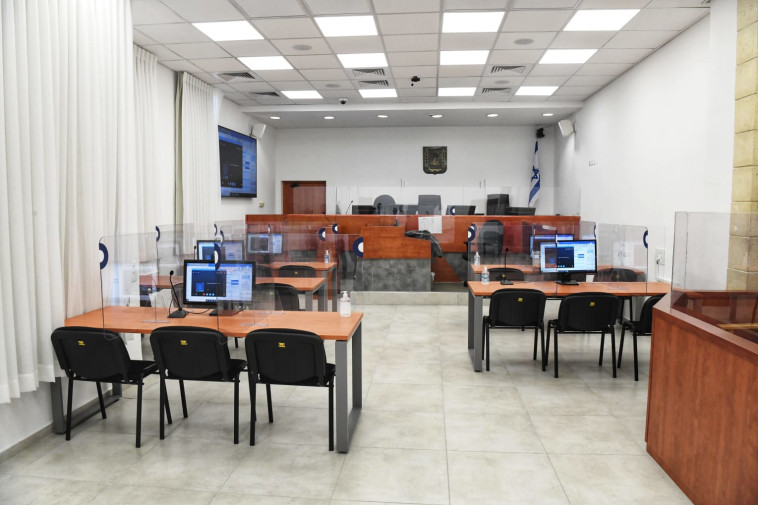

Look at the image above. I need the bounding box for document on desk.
[418,216,442,234]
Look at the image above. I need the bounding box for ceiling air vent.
[352,68,385,77]
[482,87,512,94]
[215,72,256,82]
[490,65,526,74]
[358,80,389,88]
[250,91,280,98]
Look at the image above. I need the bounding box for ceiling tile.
[271,38,333,55]
[488,49,544,64]
[233,99,260,105]
[522,75,569,86]
[581,0,648,6]
[236,0,307,17]
[383,34,440,52]
[318,88,361,98]
[589,47,653,63]
[372,0,442,13]
[397,87,437,97]
[304,0,373,15]
[269,80,319,90]
[252,18,321,39]
[252,69,307,81]
[510,94,549,102]
[437,77,481,87]
[165,42,230,59]
[574,63,632,75]
[161,0,245,22]
[440,33,498,51]
[563,74,615,86]
[225,92,249,100]
[647,0,708,7]
[137,23,208,44]
[510,0,579,8]
[132,29,158,46]
[438,65,485,77]
[494,32,556,50]
[213,83,237,92]
[502,10,573,32]
[131,0,183,25]
[553,85,601,96]
[191,72,226,84]
[527,63,581,75]
[550,31,616,49]
[328,36,386,53]
[387,51,439,66]
[479,75,525,87]
[396,76,437,88]
[160,60,203,72]
[300,69,350,80]
[217,40,279,57]
[191,58,249,72]
[377,13,441,34]
[624,7,708,31]
[142,44,182,61]
[390,65,438,78]
[443,0,508,9]
[605,30,679,49]
[230,81,277,92]
[287,54,341,69]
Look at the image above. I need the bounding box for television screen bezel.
[182,259,256,307]
[218,125,257,198]
[539,239,597,275]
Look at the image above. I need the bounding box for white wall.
[274,126,557,215]
[554,1,736,280]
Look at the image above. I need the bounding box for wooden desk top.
[468,280,670,298]
[139,275,325,291]
[271,261,337,272]
[65,306,362,341]
[470,264,540,275]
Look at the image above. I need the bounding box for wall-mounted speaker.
[252,123,267,139]
[558,119,574,138]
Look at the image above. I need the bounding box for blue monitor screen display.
[540,240,597,274]
[196,240,245,261]
[183,260,255,306]
[246,233,283,254]
[219,126,257,198]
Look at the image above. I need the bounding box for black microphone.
[346,200,354,215]
[500,248,513,285]
[167,270,187,318]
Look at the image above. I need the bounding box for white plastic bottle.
[473,251,480,266]
[339,291,351,317]
[324,249,330,263]
[481,266,490,285]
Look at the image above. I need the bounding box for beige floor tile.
[351,410,446,450]
[0,475,106,505]
[532,415,646,455]
[445,412,544,453]
[443,384,526,415]
[363,383,444,412]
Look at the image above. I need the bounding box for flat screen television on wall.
[218,125,257,198]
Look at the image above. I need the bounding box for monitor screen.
[183,260,256,306]
[219,125,257,198]
[540,240,597,274]
[530,234,574,255]
[246,233,283,254]
[197,240,218,260]
[196,240,245,261]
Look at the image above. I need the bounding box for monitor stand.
[209,302,241,316]
[556,272,579,286]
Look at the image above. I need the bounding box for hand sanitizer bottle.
[474,251,480,266]
[481,266,490,285]
[339,291,351,317]
[324,249,330,263]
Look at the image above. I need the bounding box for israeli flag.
[529,141,540,208]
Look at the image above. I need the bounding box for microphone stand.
[167,270,187,318]
[500,248,513,285]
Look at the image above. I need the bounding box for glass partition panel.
[594,224,649,282]
[155,223,195,276]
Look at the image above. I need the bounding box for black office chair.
[486,194,509,215]
[373,194,396,214]
[150,326,246,444]
[255,282,301,311]
[477,220,504,261]
[51,327,169,448]
[245,328,336,450]
[546,293,620,378]
[256,264,273,278]
[278,265,317,278]
[417,195,441,215]
[617,294,663,381]
[488,267,525,282]
[595,267,641,320]
[483,289,546,371]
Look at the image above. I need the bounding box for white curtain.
[133,45,157,233]
[0,0,137,404]
[176,72,223,234]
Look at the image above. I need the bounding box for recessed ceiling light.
[539,49,597,64]
[337,53,388,68]
[564,9,640,31]
[486,113,499,118]
[315,16,378,37]
[440,50,489,66]
[438,87,476,97]
[515,86,558,96]
[429,114,443,118]
[377,114,389,118]
[514,38,533,45]
[442,12,504,33]
[542,113,554,117]
[269,116,281,120]
[324,116,335,120]
[193,21,262,41]
[239,56,293,71]
[359,89,397,98]
[282,90,323,99]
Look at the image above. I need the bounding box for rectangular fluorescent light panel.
[564,10,640,31]
[515,86,558,96]
[193,21,263,41]
[440,50,489,66]
[438,87,476,97]
[442,12,505,33]
[239,56,293,71]
[359,89,398,98]
[282,90,323,99]
[315,16,378,37]
[337,53,388,68]
[539,49,597,64]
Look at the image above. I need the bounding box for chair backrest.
[489,289,546,327]
[417,194,441,215]
[256,264,273,277]
[486,194,509,215]
[245,329,328,385]
[150,326,234,380]
[373,194,396,214]
[256,282,300,311]
[489,267,525,282]
[635,294,664,333]
[478,220,504,258]
[595,268,639,282]
[51,327,131,381]
[557,293,620,331]
[278,265,317,277]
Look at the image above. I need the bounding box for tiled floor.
[0,302,693,505]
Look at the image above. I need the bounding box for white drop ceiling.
[132,0,710,128]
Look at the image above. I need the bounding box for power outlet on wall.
[655,248,665,265]
[258,202,265,208]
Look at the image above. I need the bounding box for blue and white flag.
[529,141,540,208]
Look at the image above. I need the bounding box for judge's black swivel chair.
[486,194,510,215]
[417,195,441,215]
[477,220,504,262]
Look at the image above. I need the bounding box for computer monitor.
[530,234,574,255]
[246,232,283,255]
[182,260,256,315]
[540,239,597,285]
[196,240,244,261]
[353,205,376,215]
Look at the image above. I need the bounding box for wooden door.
[282,181,326,214]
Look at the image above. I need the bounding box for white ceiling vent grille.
[358,80,389,88]
[215,72,256,82]
[490,65,526,74]
[482,87,512,94]
[250,91,280,98]
[352,68,385,77]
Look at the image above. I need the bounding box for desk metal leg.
[468,291,483,372]
[318,284,327,312]
[305,289,314,311]
[328,269,338,312]
[335,323,362,453]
